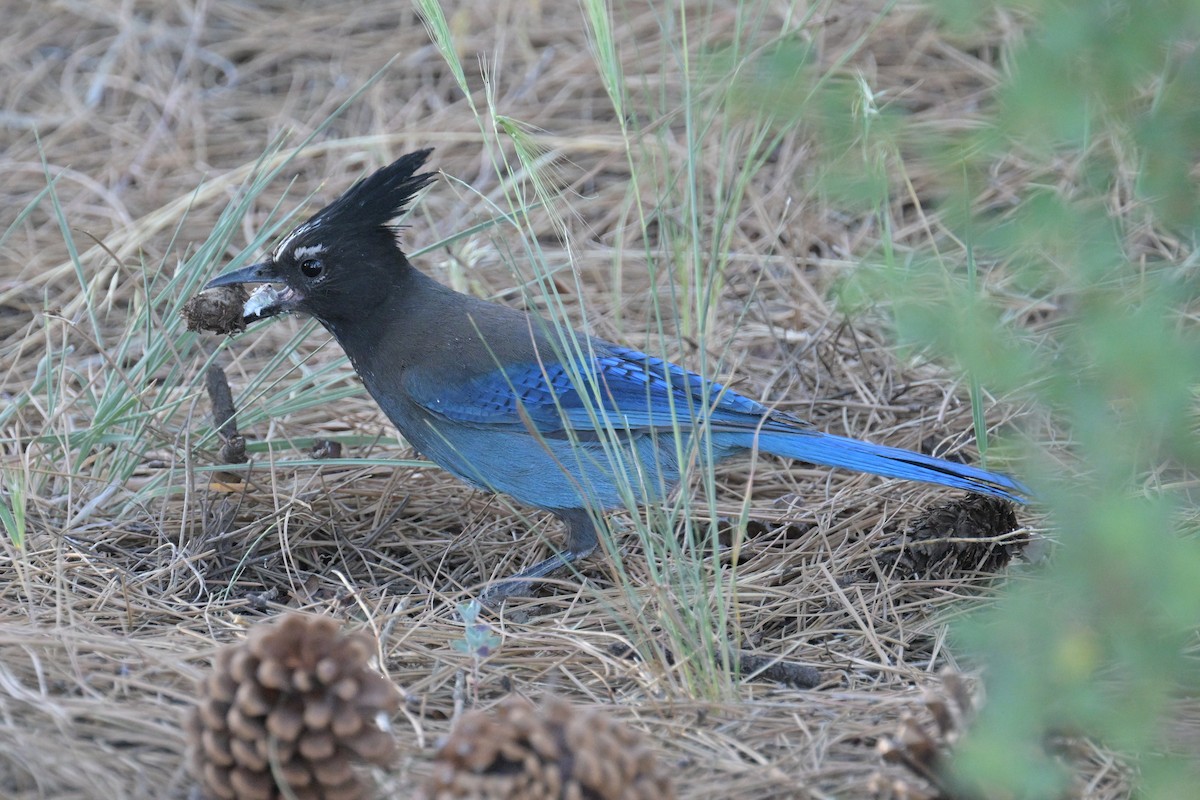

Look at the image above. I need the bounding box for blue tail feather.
[753,430,1029,503]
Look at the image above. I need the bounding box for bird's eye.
[300,258,323,278]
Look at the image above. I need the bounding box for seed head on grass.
[186,613,399,800]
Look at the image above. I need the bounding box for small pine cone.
[183,285,250,335]
[186,613,400,800]
[423,695,674,800]
[873,671,982,800]
[872,495,1026,581]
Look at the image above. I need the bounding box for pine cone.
[186,613,400,800]
[872,495,1025,580]
[423,695,674,800]
[873,671,979,800]
[873,672,1098,800]
[183,285,250,335]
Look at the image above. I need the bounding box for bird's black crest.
[306,148,436,232]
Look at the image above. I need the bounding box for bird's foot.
[479,549,590,607]
[479,577,541,607]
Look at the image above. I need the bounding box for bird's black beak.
[204,260,302,322]
[204,260,281,290]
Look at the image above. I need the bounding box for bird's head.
[205,149,437,328]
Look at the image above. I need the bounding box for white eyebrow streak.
[292,244,327,260]
[271,220,318,260]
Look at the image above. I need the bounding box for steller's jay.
[205,149,1027,602]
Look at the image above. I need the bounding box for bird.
[204,149,1028,603]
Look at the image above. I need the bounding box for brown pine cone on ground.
[871,671,980,800]
[186,613,400,800]
[423,694,674,800]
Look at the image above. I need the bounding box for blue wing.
[399,342,1030,503]
[407,344,804,436]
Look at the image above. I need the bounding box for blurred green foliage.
[742,0,1200,795]
[870,0,1199,795]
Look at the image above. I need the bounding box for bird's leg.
[480,508,599,605]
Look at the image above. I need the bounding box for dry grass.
[0,1,1135,798]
